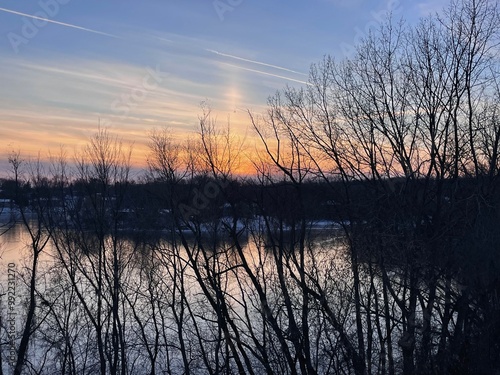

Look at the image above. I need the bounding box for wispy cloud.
[0,7,120,38]
[0,56,228,153]
[207,49,308,77]
[414,1,448,16]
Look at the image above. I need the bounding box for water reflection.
[0,221,37,264]
[1,219,497,374]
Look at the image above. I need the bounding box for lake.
[0,218,494,375]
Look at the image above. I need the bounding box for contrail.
[220,62,311,86]
[0,7,120,38]
[207,49,308,77]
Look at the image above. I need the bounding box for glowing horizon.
[0,1,441,176]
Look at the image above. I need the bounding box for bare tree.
[6,153,53,375]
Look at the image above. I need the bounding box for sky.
[0,0,448,174]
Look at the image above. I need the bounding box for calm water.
[0,219,463,375]
[0,221,37,265]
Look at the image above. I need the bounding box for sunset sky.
[0,0,447,174]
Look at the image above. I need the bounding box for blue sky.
[0,0,447,169]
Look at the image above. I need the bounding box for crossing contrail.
[0,7,120,38]
[207,49,308,77]
[220,62,310,85]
